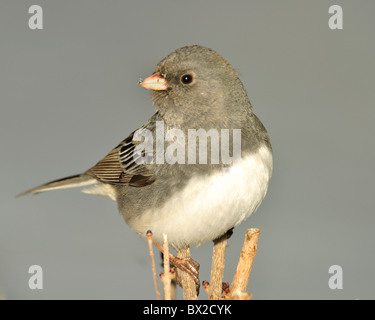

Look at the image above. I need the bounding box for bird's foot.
[170,255,200,295]
[154,242,200,295]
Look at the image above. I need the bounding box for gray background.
[1,1,374,299]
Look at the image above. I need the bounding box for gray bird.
[18,45,273,292]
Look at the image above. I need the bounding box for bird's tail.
[16,174,97,197]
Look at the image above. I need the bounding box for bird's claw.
[170,256,200,295]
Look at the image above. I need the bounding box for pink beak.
[139,73,168,91]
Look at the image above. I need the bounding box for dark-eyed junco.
[18,45,273,291]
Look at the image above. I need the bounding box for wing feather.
[86,129,155,187]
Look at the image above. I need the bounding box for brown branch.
[177,247,198,300]
[146,230,160,300]
[162,233,172,300]
[230,228,261,297]
[208,233,230,300]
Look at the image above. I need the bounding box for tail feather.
[17,174,97,197]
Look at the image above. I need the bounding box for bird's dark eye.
[181,74,193,84]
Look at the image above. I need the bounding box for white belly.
[130,145,273,249]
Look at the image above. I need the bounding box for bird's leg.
[154,243,200,294]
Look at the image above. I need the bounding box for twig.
[230,228,261,297]
[162,233,171,300]
[177,247,198,300]
[146,230,160,300]
[208,233,229,300]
